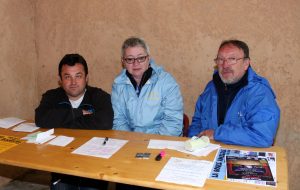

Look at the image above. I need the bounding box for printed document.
[210,148,277,187]
[72,137,128,159]
[0,135,23,153]
[156,157,213,187]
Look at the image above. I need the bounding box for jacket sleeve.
[188,84,213,137]
[111,84,131,131]
[188,96,205,137]
[214,85,280,147]
[35,91,81,128]
[157,75,183,136]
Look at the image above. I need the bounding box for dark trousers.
[51,173,108,190]
[115,183,158,190]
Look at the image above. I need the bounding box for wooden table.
[0,128,288,190]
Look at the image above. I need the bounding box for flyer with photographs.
[209,148,276,187]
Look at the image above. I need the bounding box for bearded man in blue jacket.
[188,40,280,147]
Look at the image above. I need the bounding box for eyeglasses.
[214,57,247,65]
[123,55,148,64]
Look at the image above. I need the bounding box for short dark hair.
[219,40,250,59]
[58,54,88,77]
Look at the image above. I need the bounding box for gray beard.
[219,74,242,85]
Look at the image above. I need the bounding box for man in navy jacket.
[35,53,112,190]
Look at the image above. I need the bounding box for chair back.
[183,114,189,137]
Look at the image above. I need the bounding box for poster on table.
[209,148,276,187]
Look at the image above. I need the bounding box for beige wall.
[0,0,37,185]
[0,0,37,119]
[0,0,299,189]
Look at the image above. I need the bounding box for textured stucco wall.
[0,0,37,186]
[0,0,299,189]
[0,0,37,120]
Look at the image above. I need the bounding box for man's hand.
[198,129,214,140]
[82,109,93,115]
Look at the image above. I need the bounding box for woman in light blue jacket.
[112,37,183,136]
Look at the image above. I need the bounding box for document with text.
[0,135,23,153]
[156,157,213,187]
[72,137,128,159]
[210,148,277,187]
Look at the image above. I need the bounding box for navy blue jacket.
[35,86,113,130]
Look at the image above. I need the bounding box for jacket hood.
[246,67,277,98]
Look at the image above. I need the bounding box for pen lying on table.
[102,137,109,145]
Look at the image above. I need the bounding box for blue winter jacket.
[112,59,183,136]
[188,67,280,147]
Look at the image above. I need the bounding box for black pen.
[102,137,108,145]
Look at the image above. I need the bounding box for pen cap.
[184,136,210,152]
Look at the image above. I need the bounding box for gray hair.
[121,37,150,57]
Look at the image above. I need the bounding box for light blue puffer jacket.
[112,59,183,136]
[188,67,280,147]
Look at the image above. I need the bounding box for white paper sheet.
[148,139,220,156]
[177,143,221,157]
[0,117,25,129]
[48,136,74,147]
[148,139,184,149]
[72,137,128,159]
[156,157,213,187]
[12,123,40,132]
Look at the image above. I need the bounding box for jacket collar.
[213,66,277,98]
[126,67,153,96]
